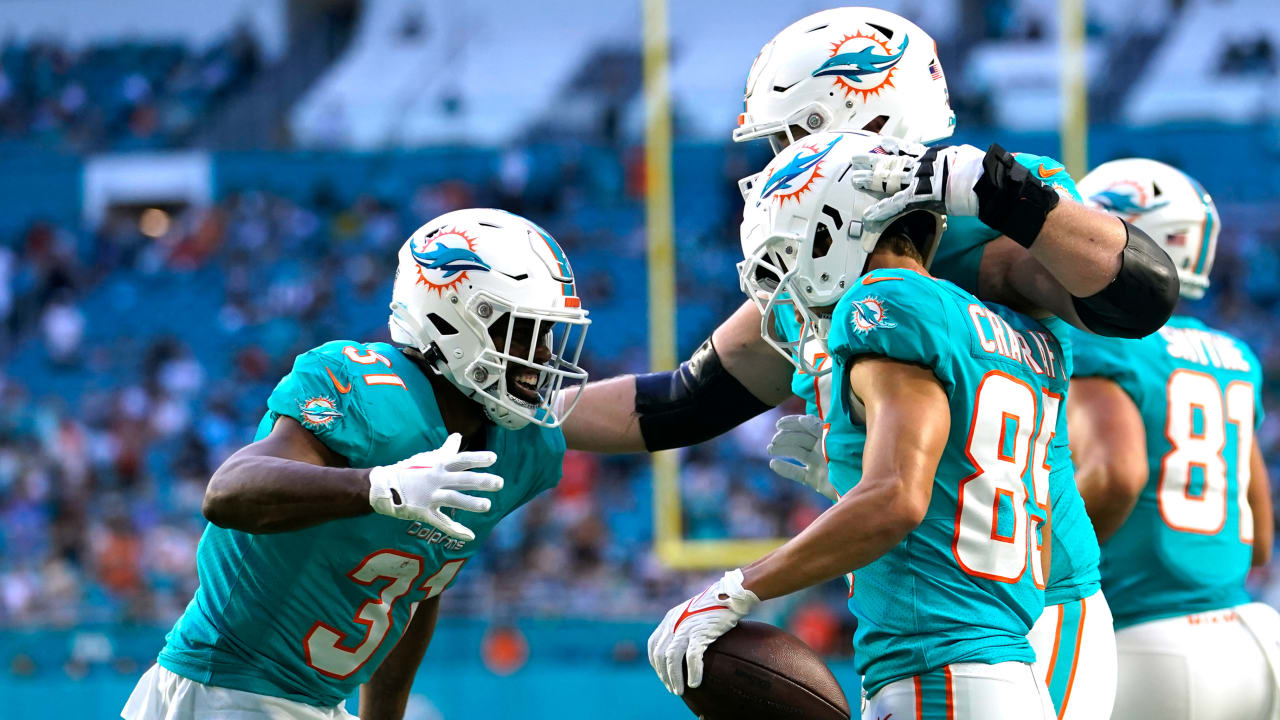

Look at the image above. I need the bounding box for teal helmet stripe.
[533,228,575,294]
[1181,172,1215,275]
[497,210,575,294]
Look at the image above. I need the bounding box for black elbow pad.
[1071,221,1180,338]
[634,336,773,452]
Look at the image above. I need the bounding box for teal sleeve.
[540,433,567,495]
[827,271,956,395]
[265,345,373,462]
[1067,328,1137,389]
[1010,152,1082,202]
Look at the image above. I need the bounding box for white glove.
[849,139,987,230]
[767,414,838,502]
[648,569,760,695]
[368,433,503,542]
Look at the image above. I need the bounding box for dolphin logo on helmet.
[411,244,492,278]
[1090,188,1170,216]
[760,135,842,203]
[812,34,909,83]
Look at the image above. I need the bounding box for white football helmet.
[738,130,946,374]
[734,7,955,152]
[1078,159,1220,300]
[389,209,590,429]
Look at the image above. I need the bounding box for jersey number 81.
[1159,369,1254,541]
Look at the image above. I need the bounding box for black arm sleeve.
[634,336,774,452]
[1071,220,1180,339]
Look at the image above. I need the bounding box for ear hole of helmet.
[813,222,833,259]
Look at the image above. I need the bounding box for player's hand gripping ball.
[648,569,761,695]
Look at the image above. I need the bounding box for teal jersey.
[1015,315,1102,606]
[825,270,1070,696]
[1071,317,1264,629]
[931,152,1081,296]
[159,341,565,707]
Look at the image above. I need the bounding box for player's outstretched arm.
[360,595,440,720]
[202,416,374,533]
[1067,377,1149,541]
[559,300,793,453]
[741,357,948,600]
[855,142,1179,337]
[204,419,502,539]
[1248,442,1273,567]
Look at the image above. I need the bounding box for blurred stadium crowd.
[0,30,259,151]
[1,0,1280,673]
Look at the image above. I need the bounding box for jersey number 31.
[303,550,464,679]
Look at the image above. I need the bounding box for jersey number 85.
[954,372,1057,588]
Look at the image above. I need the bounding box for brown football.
[680,620,851,720]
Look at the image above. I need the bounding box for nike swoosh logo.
[772,80,801,92]
[1037,164,1063,179]
[861,276,903,285]
[496,271,528,281]
[672,586,728,633]
[326,366,352,394]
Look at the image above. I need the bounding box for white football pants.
[863,661,1055,720]
[1028,589,1118,720]
[1111,602,1280,720]
[122,664,358,720]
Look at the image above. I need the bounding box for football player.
[650,130,1065,718]
[565,8,1157,718]
[1069,160,1279,720]
[121,209,590,720]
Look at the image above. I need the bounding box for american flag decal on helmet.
[929,60,943,80]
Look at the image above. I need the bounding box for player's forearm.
[1027,202,1125,298]
[203,453,372,533]
[741,479,922,601]
[360,596,439,720]
[559,376,647,453]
